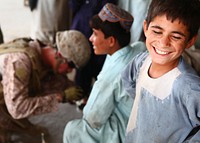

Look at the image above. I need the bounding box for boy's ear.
[143,20,148,37]
[186,34,198,49]
[108,36,116,47]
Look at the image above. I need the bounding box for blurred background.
[0,0,31,42]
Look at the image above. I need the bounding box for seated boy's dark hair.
[90,15,131,48]
[146,0,200,40]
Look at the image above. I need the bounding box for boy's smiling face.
[143,15,196,69]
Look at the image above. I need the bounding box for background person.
[29,0,72,45]
[0,26,3,44]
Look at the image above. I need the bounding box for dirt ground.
[0,0,82,143]
[10,103,82,143]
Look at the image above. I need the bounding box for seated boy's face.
[143,14,195,68]
[89,29,114,55]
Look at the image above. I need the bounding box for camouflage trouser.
[0,104,48,143]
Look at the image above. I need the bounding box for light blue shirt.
[123,52,200,143]
[63,42,146,143]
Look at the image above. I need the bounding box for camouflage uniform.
[0,30,90,142]
[0,38,73,142]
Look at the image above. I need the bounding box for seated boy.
[63,3,146,143]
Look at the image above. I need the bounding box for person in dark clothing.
[69,0,118,109]
[29,0,72,45]
[0,26,3,44]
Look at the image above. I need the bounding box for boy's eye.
[93,31,97,36]
[172,36,182,40]
[152,30,162,35]
[171,33,184,40]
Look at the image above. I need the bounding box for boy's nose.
[160,35,171,47]
[89,34,93,42]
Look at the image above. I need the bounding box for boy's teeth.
[155,48,168,55]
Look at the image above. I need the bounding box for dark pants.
[75,50,106,98]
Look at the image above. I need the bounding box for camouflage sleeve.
[2,52,58,119]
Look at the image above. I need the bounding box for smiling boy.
[121,0,200,142]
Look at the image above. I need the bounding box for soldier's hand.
[63,86,84,103]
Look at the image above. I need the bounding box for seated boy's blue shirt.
[83,42,146,129]
[63,42,146,143]
[123,52,200,143]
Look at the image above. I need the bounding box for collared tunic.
[0,42,58,119]
[123,52,200,143]
[63,42,146,143]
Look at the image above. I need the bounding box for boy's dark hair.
[146,0,200,40]
[89,15,131,48]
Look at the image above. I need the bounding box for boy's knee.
[63,120,80,143]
